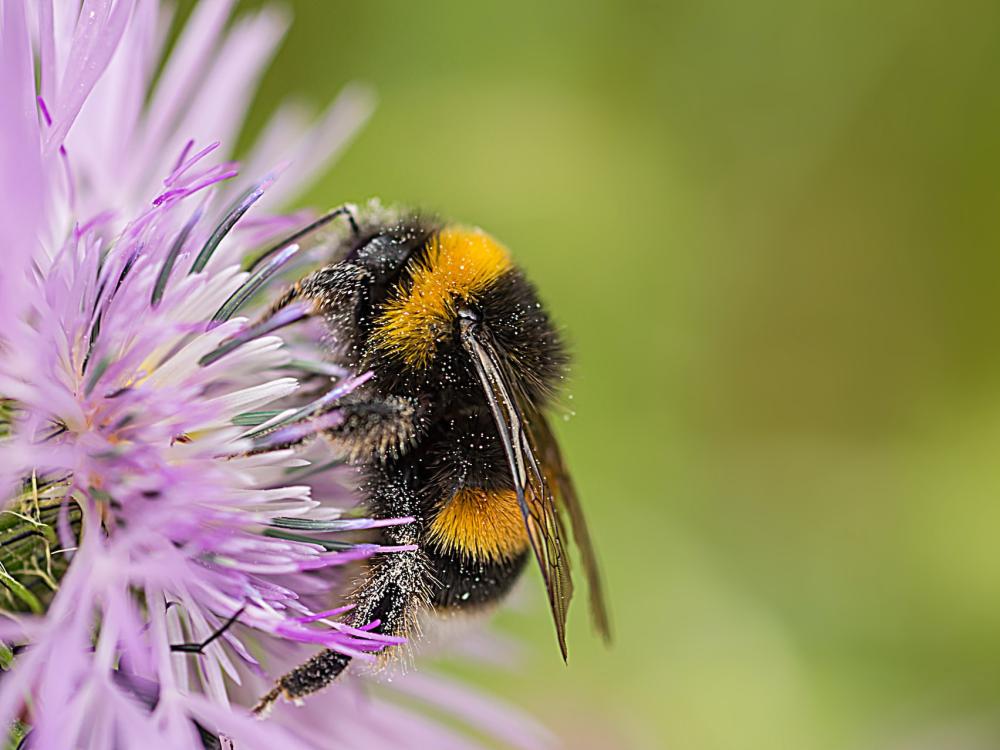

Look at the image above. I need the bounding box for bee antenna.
[246,204,359,273]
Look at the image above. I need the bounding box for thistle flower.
[0,2,552,749]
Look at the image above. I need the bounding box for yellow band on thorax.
[372,226,512,368]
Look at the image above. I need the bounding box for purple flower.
[0,2,554,749]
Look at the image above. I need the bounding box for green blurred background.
[232,1,1000,747]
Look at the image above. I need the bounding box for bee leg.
[243,391,426,461]
[256,261,371,328]
[170,606,246,654]
[323,392,427,463]
[252,649,353,714]
[253,482,428,714]
[253,549,429,714]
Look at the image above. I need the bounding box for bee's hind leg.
[253,479,430,714]
[252,547,430,713]
[253,649,353,714]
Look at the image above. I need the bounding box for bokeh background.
[223,1,1000,748]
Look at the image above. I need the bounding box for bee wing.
[518,416,575,660]
[528,408,611,643]
[460,320,574,659]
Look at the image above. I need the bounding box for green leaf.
[0,567,42,614]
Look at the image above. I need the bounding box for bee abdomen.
[427,487,529,563]
[427,546,529,610]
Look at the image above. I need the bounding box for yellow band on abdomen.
[429,487,530,562]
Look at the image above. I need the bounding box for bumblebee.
[253,204,610,712]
